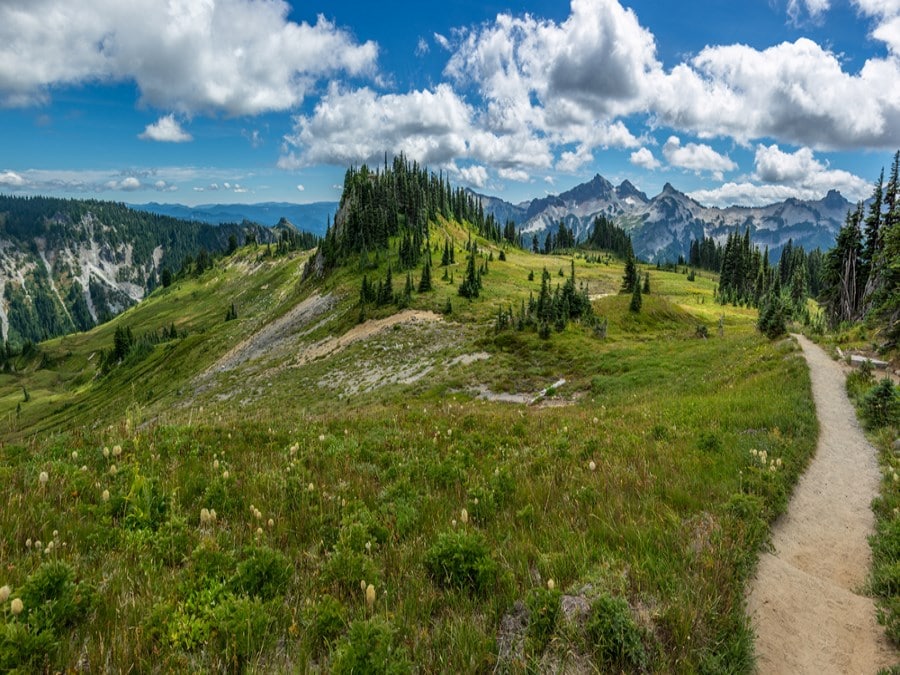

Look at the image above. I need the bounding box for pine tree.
[629,277,642,313]
[642,272,650,294]
[822,204,864,324]
[418,259,433,292]
[458,243,481,299]
[861,169,884,292]
[622,255,638,292]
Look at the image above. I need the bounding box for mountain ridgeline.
[472,174,856,263]
[0,195,287,348]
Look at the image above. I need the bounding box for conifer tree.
[418,259,433,292]
[642,272,650,294]
[622,254,638,292]
[629,277,642,313]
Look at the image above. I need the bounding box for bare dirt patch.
[746,333,898,673]
[204,292,335,375]
[292,309,442,368]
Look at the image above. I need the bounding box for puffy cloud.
[662,137,736,178]
[281,84,472,168]
[154,179,178,192]
[650,38,900,150]
[630,147,661,170]
[0,170,26,187]
[456,165,489,189]
[443,0,653,166]
[787,0,831,23]
[139,114,192,143]
[0,0,378,114]
[105,176,142,191]
[296,184,305,192]
[499,168,530,182]
[556,146,594,173]
[689,144,871,206]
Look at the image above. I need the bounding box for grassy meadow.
[0,220,818,672]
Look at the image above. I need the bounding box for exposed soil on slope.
[747,334,898,674]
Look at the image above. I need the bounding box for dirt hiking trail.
[747,334,897,674]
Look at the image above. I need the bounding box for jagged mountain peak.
[616,179,648,202]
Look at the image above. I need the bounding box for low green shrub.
[586,593,648,671]
[424,530,499,594]
[525,586,561,654]
[332,618,410,675]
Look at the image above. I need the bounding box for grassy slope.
[0,221,817,672]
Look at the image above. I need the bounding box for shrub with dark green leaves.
[862,378,899,430]
[304,595,347,654]
[211,596,281,672]
[586,594,648,671]
[321,546,380,599]
[0,561,96,671]
[424,530,498,594]
[526,587,561,654]
[230,545,292,600]
[332,618,410,675]
[19,560,95,634]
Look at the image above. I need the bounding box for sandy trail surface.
[747,334,897,674]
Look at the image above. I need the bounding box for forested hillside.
[0,195,287,348]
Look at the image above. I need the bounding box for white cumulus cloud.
[139,114,192,143]
[689,144,871,206]
[630,147,661,170]
[0,0,378,114]
[0,170,26,187]
[662,137,736,179]
[499,168,530,182]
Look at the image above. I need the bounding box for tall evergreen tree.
[622,255,638,292]
[821,204,864,324]
[629,276,642,313]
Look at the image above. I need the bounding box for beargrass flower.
[201,508,211,525]
[102,447,110,458]
[71,451,78,461]
[10,598,23,615]
[0,585,10,603]
[267,518,274,528]
[547,579,555,590]
[318,434,325,442]
[360,579,367,591]
[366,584,376,609]
[222,471,230,480]
[112,445,122,457]
[589,461,597,472]
[102,489,110,502]
[109,464,117,476]
[39,471,48,486]
[461,508,469,524]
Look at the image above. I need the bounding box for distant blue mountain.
[130,201,338,235]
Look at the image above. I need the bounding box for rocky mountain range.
[472,175,855,262]
[0,195,278,347]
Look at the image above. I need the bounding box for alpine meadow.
[1,0,900,673]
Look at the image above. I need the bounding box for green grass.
[845,368,900,647]
[0,226,818,671]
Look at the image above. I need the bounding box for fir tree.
[629,277,642,313]
[418,259,433,292]
[622,255,638,292]
[642,272,650,294]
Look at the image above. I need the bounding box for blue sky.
[1,0,899,208]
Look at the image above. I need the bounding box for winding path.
[747,334,897,673]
